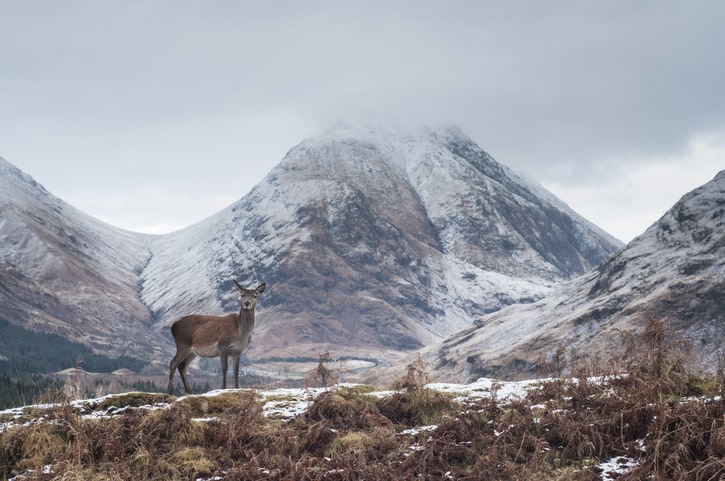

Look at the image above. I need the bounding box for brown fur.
[167,281,266,394]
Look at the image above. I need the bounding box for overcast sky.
[1,1,723,242]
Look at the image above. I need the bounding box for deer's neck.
[237,308,255,330]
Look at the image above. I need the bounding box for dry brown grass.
[3,326,725,480]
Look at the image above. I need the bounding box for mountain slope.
[423,170,725,381]
[0,157,162,367]
[138,123,622,363]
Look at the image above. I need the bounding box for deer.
[167,280,266,395]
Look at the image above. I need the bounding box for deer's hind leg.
[177,354,196,394]
[169,351,196,395]
[168,352,184,394]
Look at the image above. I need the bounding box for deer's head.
[233,281,266,311]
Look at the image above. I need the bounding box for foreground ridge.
[2,367,724,480]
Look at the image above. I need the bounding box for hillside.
[422,170,725,381]
[0,157,162,368]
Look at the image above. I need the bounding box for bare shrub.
[377,352,459,427]
[392,352,430,392]
[303,351,339,388]
[538,344,568,378]
[617,316,695,402]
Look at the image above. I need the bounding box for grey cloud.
[1,0,723,238]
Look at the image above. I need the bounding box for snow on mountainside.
[423,170,725,382]
[0,157,165,364]
[139,123,622,365]
[0,123,622,376]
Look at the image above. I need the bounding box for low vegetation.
[1,318,724,480]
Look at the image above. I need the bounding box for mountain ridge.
[417,169,725,381]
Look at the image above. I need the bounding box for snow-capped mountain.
[0,123,622,373]
[423,170,725,381]
[138,123,621,363]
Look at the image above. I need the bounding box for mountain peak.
[167,123,622,359]
[308,120,475,157]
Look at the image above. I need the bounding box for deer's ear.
[255,283,267,294]
[233,280,244,292]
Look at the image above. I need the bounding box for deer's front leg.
[220,351,229,389]
[233,354,241,389]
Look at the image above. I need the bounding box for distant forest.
[0,318,149,408]
[0,318,146,375]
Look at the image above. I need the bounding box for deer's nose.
[243,300,253,309]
